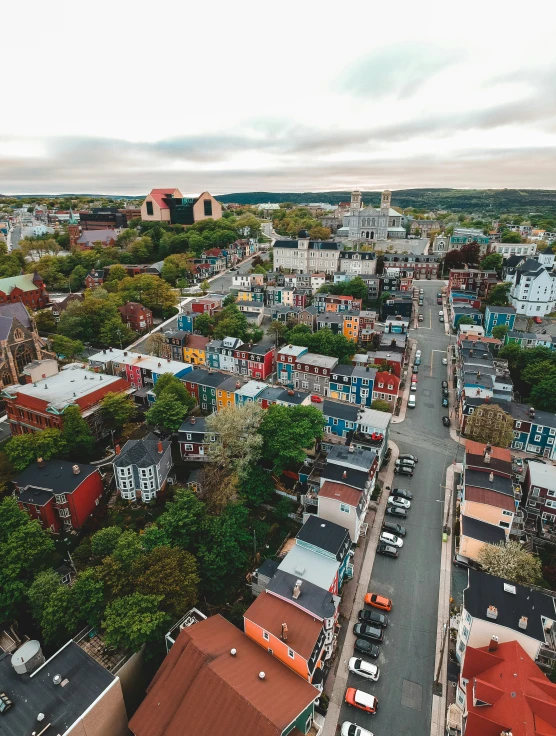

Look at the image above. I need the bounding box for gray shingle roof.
[114,432,170,469]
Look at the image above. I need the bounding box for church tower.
[350,190,362,215]
[68,208,80,249]
[378,190,391,241]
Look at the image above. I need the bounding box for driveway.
[336,282,461,736]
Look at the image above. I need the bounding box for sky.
[2,0,556,195]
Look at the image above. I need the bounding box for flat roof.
[15,460,99,495]
[357,407,392,430]
[277,345,308,357]
[296,515,350,557]
[461,514,506,545]
[296,353,338,368]
[0,640,116,736]
[327,445,376,471]
[278,544,339,591]
[235,380,267,398]
[464,469,514,497]
[464,486,515,511]
[528,462,556,491]
[321,399,358,422]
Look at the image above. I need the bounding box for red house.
[191,297,223,314]
[118,302,153,332]
[14,459,104,533]
[293,291,307,308]
[85,269,105,289]
[177,416,215,461]
[0,273,49,310]
[233,343,275,380]
[372,370,400,407]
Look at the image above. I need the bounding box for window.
[263,631,269,641]
[499,521,510,529]
[146,200,154,216]
[535,435,542,442]
[548,490,556,498]
[340,503,350,513]
[288,648,295,659]
[378,382,384,388]
[515,421,522,429]
[54,494,66,504]
[204,199,213,216]
[183,444,193,451]
[502,510,513,516]
[333,418,338,425]
[532,486,540,497]
[547,500,556,510]
[462,626,469,640]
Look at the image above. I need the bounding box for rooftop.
[465,569,556,644]
[15,459,100,495]
[235,380,267,398]
[296,515,350,557]
[319,463,368,491]
[178,416,208,433]
[296,353,338,369]
[128,614,318,736]
[318,481,362,507]
[266,569,337,620]
[278,544,340,591]
[465,468,514,497]
[528,462,556,491]
[0,273,43,294]
[465,440,512,475]
[114,433,171,469]
[464,486,515,511]
[326,444,376,472]
[461,514,506,545]
[0,640,116,736]
[356,407,392,430]
[485,305,516,314]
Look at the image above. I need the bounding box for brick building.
[0,273,49,310]
[118,302,153,332]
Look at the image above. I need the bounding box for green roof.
[0,274,40,293]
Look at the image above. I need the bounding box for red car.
[311,395,323,403]
[533,316,543,324]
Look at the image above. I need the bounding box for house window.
[502,510,513,516]
[547,500,556,510]
[204,199,213,216]
[516,421,522,429]
[535,435,542,442]
[146,200,154,216]
[54,494,66,504]
[531,487,540,497]
[340,503,350,513]
[263,631,269,641]
[333,418,338,425]
[183,444,193,451]
[499,521,510,529]
[378,382,384,388]
[288,648,295,659]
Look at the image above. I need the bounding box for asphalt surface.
[9,225,21,251]
[338,281,461,736]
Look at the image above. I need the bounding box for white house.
[113,433,173,503]
[507,258,556,316]
[493,242,537,258]
[273,232,342,274]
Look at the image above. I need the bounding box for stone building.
[0,302,53,387]
[345,190,407,241]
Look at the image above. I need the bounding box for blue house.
[452,305,483,329]
[177,312,197,334]
[328,365,376,407]
[484,305,516,337]
[329,365,355,402]
[276,344,308,385]
[322,399,359,439]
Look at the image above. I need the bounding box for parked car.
[345,688,378,715]
[399,453,418,463]
[376,542,399,558]
[358,609,389,628]
[310,395,323,403]
[379,531,403,548]
[414,357,421,367]
[395,458,416,469]
[354,639,380,658]
[410,381,417,392]
[442,357,448,365]
[533,316,543,324]
[392,488,413,500]
[364,592,392,611]
[388,495,411,508]
[442,416,451,427]
[419,289,424,294]
[394,465,414,477]
[353,623,383,643]
[385,505,407,519]
[441,381,448,389]
[411,375,418,385]
[348,656,380,681]
[442,388,449,398]
[442,397,449,407]
[413,364,419,374]
[438,311,444,316]
[439,315,444,323]
[437,298,442,305]
[382,521,406,537]
[437,292,442,298]
[418,314,424,322]
[415,349,422,358]
[341,722,375,736]
[418,299,423,306]
[453,553,478,569]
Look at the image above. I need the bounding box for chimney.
[292,579,302,599]
[157,440,163,454]
[72,464,80,475]
[486,605,498,620]
[470,349,473,357]
[115,444,121,455]
[484,452,491,464]
[190,416,196,425]
[342,470,347,479]
[281,623,288,641]
[518,616,528,630]
[37,457,45,468]
[488,635,499,651]
[348,445,355,453]
[124,351,127,356]
[489,472,494,482]
[158,362,162,367]
[477,371,481,378]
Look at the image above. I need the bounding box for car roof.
[354,690,376,706]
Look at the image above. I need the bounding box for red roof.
[186,335,209,350]
[466,440,512,463]
[375,370,399,388]
[129,615,318,736]
[462,640,556,736]
[464,486,515,511]
[319,481,361,507]
[148,188,182,209]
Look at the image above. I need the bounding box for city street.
[337,281,461,736]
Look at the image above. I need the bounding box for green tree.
[106,264,128,282]
[146,394,189,432]
[112,531,145,565]
[100,392,136,432]
[457,316,476,326]
[530,375,556,412]
[133,546,199,617]
[99,316,135,347]
[478,540,542,585]
[205,403,264,476]
[61,405,95,459]
[200,279,210,294]
[51,334,84,359]
[69,265,88,291]
[34,309,57,333]
[154,488,207,549]
[239,465,276,506]
[465,403,514,447]
[501,230,522,243]
[71,568,106,627]
[28,569,61,623]
[40,584,78,645]
[145,332,166,357]
[102,593,170,652]
[259,405,324,473]
[118,274,177,312]
[212,303,250,341]
[153,373,196,413]
[5,429,64,471]
[491,324,509,341]
[371,399,391,412]
[485,283,511,306]
[193,312,215,337]
[480,253,503,272]
[91,526,124,559]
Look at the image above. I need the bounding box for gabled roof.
[147,188,182,209]
[465,468,514,497]
[0,301,32,332]
[266,569,337,620]
[464,487,515,511]
[129,614,318,736]
[318,480,363,507]
[0,273,42,294]
[77,230,116,245]
[114,433,170,469]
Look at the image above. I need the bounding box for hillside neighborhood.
[1,187,556,736]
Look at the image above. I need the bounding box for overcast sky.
[2,0,556,195]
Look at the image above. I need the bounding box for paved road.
[338,281,461,736]
[8,225,21,251]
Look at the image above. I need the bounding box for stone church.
[345,190,408,241]
[0,302,53,387]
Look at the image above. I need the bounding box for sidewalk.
[430,462,461,736]
[392,338,417,424]
[322,441,400,736]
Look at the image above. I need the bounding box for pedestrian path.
[392,338,416,424]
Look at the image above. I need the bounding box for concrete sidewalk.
[430,461,461,736]
[322,441,400,736]
[392,338,417,424]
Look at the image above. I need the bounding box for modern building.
[113,434,172,503]
[14,459,104,533]
[346,190,407,241]
[273,231,342,274]
[128,615,319,736]
[506,258,556,316]
[118,302,153,332]
[140,188,222,225]
[0,272,49,310]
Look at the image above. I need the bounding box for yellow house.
[236,289,253,302]
[216,376,239,410]
[183,335,209,365]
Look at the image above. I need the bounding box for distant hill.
[215,189,556,215]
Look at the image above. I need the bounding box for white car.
[341,723,374,736]
[438,310,444,316]
[379,531,404,548]
[410,381,417,392]
[415,349,422,358]
[388,495,411,509]
[348,657,380,681]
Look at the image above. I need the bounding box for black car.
[392,488,413,500]
[442,388,449,398]
[394,466,413,477]
[376,542,399,558]
[398,453,418,463]
[437,292,442,298]
[353,623,384,642]
[442,416,451,427]
[385,506,407,519]
[358,609,389,628]
[413,364,419,374]
[441,381,448,389]
[382,521,406,536]
[354,639,380,658]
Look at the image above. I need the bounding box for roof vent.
[488,635,499,651]
[486,605,498,620]
[504,583,517,594]
[484,453,491,464]
[37,713,45,722]
[230,648,237,656]
[292,579,302,599]
[489,472,494,482]
[53,674,62,685]
[519,616,528,630]
[72,465,80,475]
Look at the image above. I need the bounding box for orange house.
[244,591,327,685]
[216,376,239,410]
[343,313,360,342]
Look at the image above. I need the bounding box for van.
[408,395,416,408]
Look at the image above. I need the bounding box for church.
[0,303,54,387]
[344,190,408,241]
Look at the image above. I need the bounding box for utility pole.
[433,621,449,695]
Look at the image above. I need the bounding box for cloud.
[338,45,460,99]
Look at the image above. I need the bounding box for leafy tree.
[212,303,250,341]
[112,530,145,565]
[465,403,514,447]
[235,214,262,239]
[71,568,106,627]
[371,399,391,412]
[0,451,15,497]
[99,316,135,347]
[106,264,128,282]
[480,253,503,272]
[133,546,199,617]
[51,334,84,359]
[459,242,481,264]
[101,392,136,433]
[61,405,95,459]
[239,465,276,506]
[485,283,511,306]
[285,326,356,364]
[457,316,476,326]
[69,265,88,291]
[91,526,124,559]
[268,320,286,346]
[58,292,121,343]
[154,488,207,549]
[40,584,78,645]
[117,274,178,312]
[200,279,210,294]
[530,375,556,412]
[309,225,331,240]
[478,540,542,585]
[28,569,61,623]
[145,332,166,357]
[491,324,509,341]
[153,373,196,413]
[205,403,264,477]
[102,593,170,652]
[192,312,215,337]
[145,394,189,432]
[5,429,65,471]
[34,309,57,333]
[318,276,367,301]
[501,230,522,243]
[259,405,324,473]
[443,249,465,269]
[498,341,524,368]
